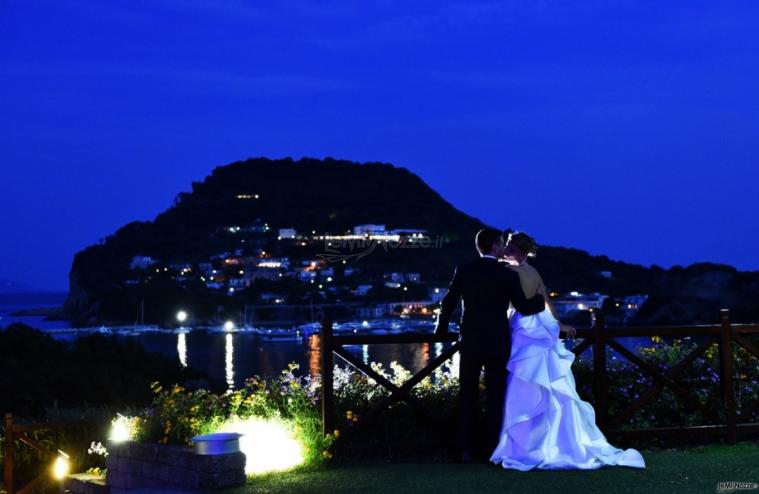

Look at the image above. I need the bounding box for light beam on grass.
[217,416,304,475]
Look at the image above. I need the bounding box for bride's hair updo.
[506,231,538,257]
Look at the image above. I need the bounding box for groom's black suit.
[435,256,545,457]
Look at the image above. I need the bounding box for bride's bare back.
[507,262,544,299]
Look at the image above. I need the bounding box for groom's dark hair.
[475,228,502,255]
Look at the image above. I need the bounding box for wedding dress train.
[490,308,646,471]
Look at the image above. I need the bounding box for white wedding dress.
[490,306,646,471]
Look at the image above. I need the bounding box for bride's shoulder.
[501,263,524,280]
[509,262,541,280]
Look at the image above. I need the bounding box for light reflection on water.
[46,328,648,390]
[123,331,463,389]
[225,333,235,391]
[177,333,188,368]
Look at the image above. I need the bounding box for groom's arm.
[435,265,463,335]
[505,269,545,315]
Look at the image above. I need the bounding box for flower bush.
[123,336,759,462]
[132,363,332,467]
[571,336,759,431]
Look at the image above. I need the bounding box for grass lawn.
[236,441,759,494]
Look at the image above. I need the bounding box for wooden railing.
[320,309,759,444]
[2,414,103,494]
[319,321,459,437]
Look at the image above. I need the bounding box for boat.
[254,327,303,342]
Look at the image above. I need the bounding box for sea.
[0,292,653,390]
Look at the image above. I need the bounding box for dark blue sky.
[2,1,758,291]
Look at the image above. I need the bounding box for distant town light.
[578,303,586,310]
[434,288,440,293]
[570,291,580,297]
[176,310,188,323]
[259,261,282,268]
[362,320,369,327]
[224,320,235,332]
[326,277,333,282]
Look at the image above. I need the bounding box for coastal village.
[124,216,648,326]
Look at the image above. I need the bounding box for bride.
[490,232,645,471]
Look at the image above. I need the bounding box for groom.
[435,228,546,462]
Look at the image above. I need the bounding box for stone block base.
[106,441,246,491]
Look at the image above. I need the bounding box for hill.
[64,157,759,326]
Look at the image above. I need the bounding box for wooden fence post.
[321,319,334,436]
[719,309,737,444]
[592,310,609,432]
[4,413,13,494]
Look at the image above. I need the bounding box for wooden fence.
[320,309,759,444]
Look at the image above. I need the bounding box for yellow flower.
[333,429,340,439]
[346,411,353,419]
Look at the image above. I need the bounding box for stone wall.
[105,441,246,491]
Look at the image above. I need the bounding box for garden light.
[110,414,135,443]
[218,416,304,475]
[52,450,70,480]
